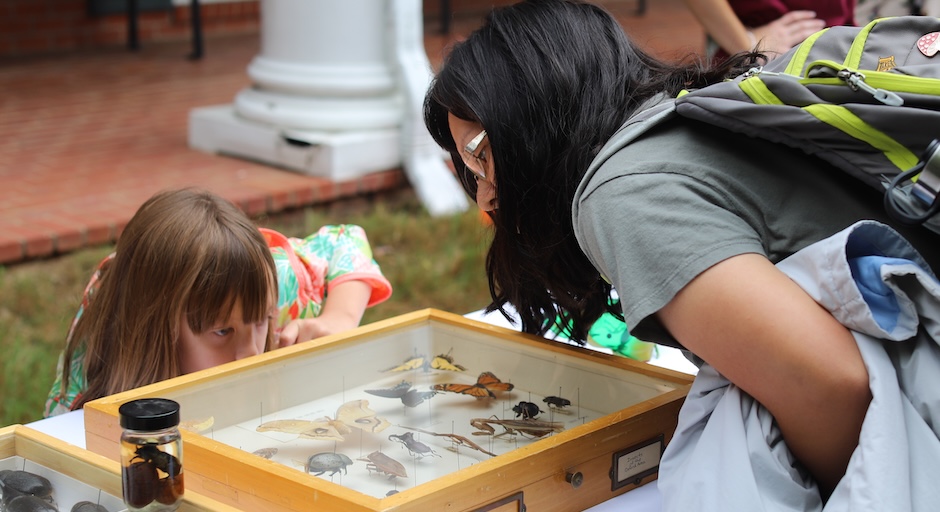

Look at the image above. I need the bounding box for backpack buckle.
[912,139,940,207]
[884,139,940,226]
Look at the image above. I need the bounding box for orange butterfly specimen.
[432,371,515,399]
[256,400,391,441]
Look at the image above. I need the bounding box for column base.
[188,105,401,182]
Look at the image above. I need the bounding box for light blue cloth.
[658,221,940,511]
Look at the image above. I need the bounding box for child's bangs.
[186,229,276,332]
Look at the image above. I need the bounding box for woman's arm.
[658,253,870,496]
[683,0,754,54]
[682,0,825,58]
[276,280,373,347]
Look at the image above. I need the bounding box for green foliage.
[0,189,491,427]
[0,245,114,427]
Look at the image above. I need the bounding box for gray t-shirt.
[573,116,939,347]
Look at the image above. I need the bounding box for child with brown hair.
[44,188,392,417]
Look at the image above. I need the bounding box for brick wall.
[0,1,516,59]
[0,0,260,58]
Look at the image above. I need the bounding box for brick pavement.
[0,0,703,265]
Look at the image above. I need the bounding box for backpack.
[599,16,940,234]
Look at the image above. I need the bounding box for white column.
[389,0,469,216]
[235,0,402,130]
[189,0,468,215]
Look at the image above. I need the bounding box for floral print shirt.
[44,225,391,417]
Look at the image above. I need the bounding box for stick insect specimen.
[470,416,565,439]
[398,425,497,457]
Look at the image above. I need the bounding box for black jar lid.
[119,398,180,431]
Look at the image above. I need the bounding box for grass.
[0,188,493,428]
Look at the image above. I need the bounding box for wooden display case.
[84,309,693,512]
[0,424,238,511]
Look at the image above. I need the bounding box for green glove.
[549,311,657,362]
[585,312,657,362]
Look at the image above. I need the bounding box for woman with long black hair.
[424,0,938,501]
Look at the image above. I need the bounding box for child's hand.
[276,317,354,347]
[276,280,373,347]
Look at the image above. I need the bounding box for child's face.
[177,297,271,374]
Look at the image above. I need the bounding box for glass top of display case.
[149,313,685,498]
[84,310,693,512]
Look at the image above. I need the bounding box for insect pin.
[512,401,544,420]
[388,431,441,458]
[359,451,408,480]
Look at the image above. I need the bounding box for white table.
[28,309,697,511]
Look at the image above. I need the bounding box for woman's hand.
[276,280,373,347]
[750,10,826,58]
[682,0,826,60]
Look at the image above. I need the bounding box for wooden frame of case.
[84,309,693,512]
[0,424,238,511]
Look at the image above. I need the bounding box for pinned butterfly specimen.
[432,371,515,399]
[382,349,466,373]
[364,381,438,407]
[256,400,390,441]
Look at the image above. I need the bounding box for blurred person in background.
[683,0,854,62]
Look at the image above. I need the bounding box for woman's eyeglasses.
[463,129,488,180]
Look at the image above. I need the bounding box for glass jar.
[119,398,184,511]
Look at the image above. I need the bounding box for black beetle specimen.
[72,501,110,512]
[6,494,57,512]
[543,396,572,409]
[388,432,440,458]
[0,470,55,510]
[131,444,181,477]
[123,443,183,508]
[512,401,544,420]
[305,453,354,477]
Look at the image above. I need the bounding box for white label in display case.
[611,435,663,490]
